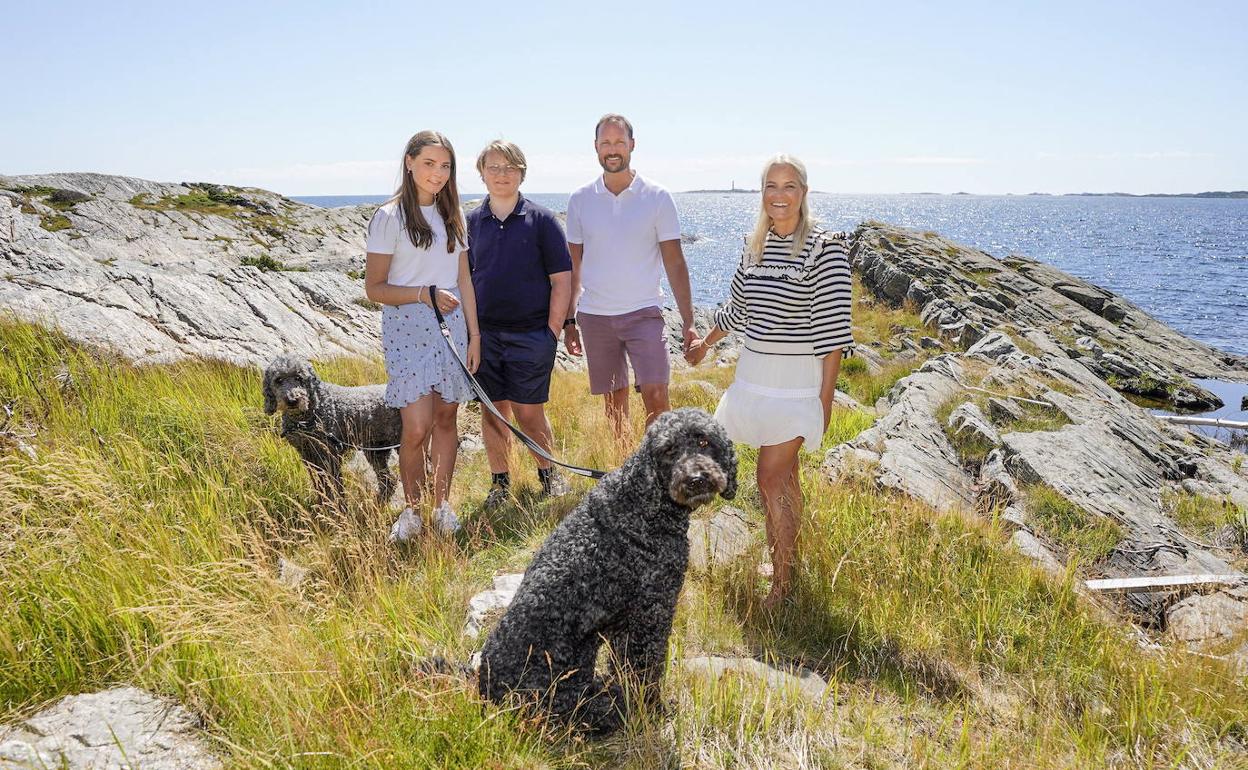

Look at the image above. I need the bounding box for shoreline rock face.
[851,222,1248,410]
[832,223,1248,630]
[1,173,735,371]
[2,173,379,365]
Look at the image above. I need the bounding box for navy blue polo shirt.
[467,195,572,332]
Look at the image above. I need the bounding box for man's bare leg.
[604,387,629,439]
[637,382,671,429]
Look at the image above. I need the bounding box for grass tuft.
[1023,484,1122,563]
[39,214,73,232]
[240,254,307,272]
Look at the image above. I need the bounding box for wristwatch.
[563,318,577,327]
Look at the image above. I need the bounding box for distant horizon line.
[289,189,1248,200]
[4,171,1243,200]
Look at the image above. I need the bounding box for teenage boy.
[564,113,696,437]
[467,140,573,507]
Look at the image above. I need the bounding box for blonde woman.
[686,155,853,608]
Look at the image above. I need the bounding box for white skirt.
[714,348,825,451]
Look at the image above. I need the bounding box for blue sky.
[4,0,1245,195]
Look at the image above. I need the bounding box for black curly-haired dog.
[478,407,737,734]
[262,355,402,506]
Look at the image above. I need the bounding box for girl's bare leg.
[399,395,436,509]
[429,395,460,508]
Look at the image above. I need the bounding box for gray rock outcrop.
[851,222,1248,411]
[687,506,753,571]
[1,173,739,371]
[682,656,830,702]
[831,224,1248,628]
[0,686,221,769]
[1166,587,1248,646]
[463,572,525,639]
[2,173,379,365]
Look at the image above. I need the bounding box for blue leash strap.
[428,285,608,480]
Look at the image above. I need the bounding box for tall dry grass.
[1,317,1245,768]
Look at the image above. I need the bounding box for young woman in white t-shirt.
[364,130,480,540]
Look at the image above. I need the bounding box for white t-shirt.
[565,172,681,315]
[365,201,465,290]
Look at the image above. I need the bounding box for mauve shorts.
[577,306,670,395]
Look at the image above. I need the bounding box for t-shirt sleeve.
[809,234,855,356]
[655,190,681,242]
[464,211,478,270]
[565,193,583,245]
[538,211,573,274]
[365,206,399,254]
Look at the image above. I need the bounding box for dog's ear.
[299,360,318,408]
[627,422,664,492]
[262,369,277,415]
[301,359,316,379]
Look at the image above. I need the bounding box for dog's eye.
[697,438,708,448]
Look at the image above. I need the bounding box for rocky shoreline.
[837,222,1248,653]
[4,172,1247,764]
[4,173,1247,647]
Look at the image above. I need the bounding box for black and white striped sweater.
[712,227,854,357]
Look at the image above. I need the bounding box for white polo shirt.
[565,172,681,316]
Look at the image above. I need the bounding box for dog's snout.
[686,472,712,494]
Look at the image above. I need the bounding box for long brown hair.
[390,130,466,253]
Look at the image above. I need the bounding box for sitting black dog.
[478,407,737,734]
[262,355,401,506]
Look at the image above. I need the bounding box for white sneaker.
[432,501,461,536]
[388,507,422,543]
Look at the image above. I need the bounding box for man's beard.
[599,154,629,173]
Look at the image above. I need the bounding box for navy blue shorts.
[476,326,559,404]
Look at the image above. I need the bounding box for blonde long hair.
[387,130,466,253]
[746,154,813,265]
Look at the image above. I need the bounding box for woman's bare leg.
[756,437,804,609]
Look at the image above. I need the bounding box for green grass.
[240,254,306,272]
[1163,490,1248,545]
[1,317,1245,768]
[1002,399,1072,433]
[965,267,1001,289]
[39,214,72,232]
[131,189,241,217]
[1023,484,1123,563]
[6,185,90,227]
[129,184,294,241]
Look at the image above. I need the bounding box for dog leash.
[279,423,402,453]
[429,285,608,480]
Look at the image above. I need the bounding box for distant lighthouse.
[731,180,735,191]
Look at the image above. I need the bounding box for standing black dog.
[262,355,402,507]
[478,408,737,734]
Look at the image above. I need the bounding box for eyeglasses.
[484,164,522,176]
